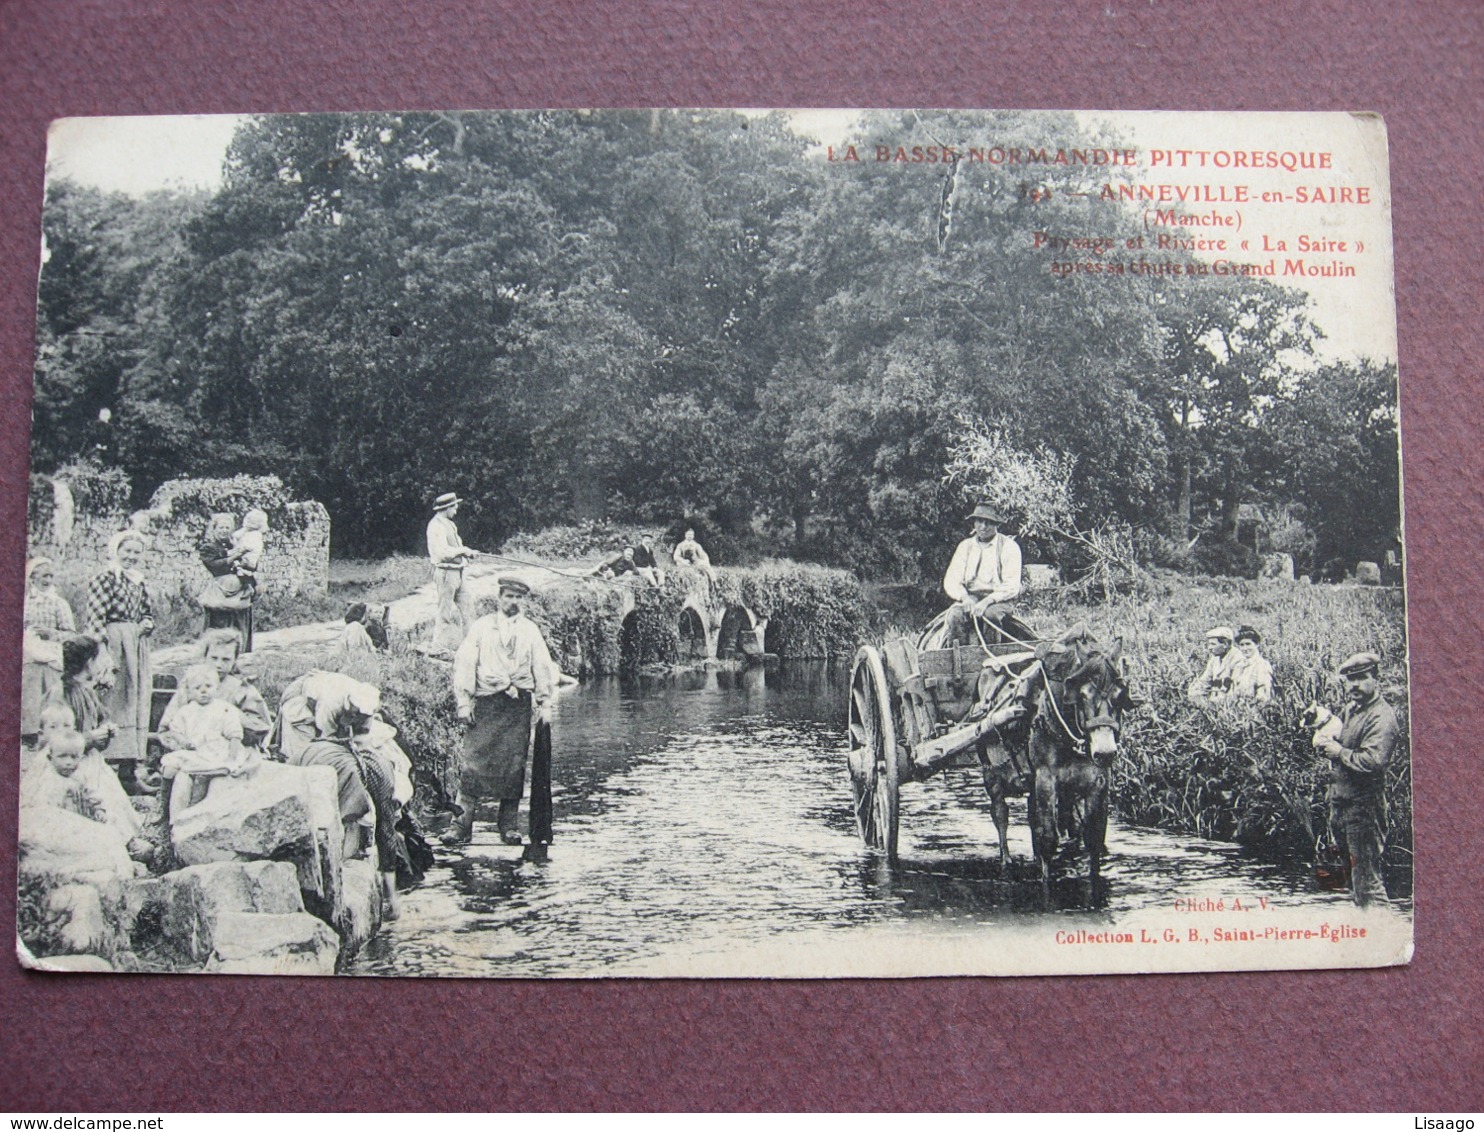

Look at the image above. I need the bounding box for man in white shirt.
[672,528,716,583]
[426,492,477,655]
[449,577,555,846]
[1187,625,1239,704]
[942,502,1024,647]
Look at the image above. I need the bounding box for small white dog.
[1302,702,1344,747]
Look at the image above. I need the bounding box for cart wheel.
[847,645,899,860]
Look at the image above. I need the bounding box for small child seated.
[161,664,254,812]
[22,729,109,823]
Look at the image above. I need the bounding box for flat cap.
[1205,625,1235,641]
[1338,651,1381,677]
[496,576,532,596]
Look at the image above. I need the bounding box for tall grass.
[1022,578,1411,864]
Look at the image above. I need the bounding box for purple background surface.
[1,1,1480,1112]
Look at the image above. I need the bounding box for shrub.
[714,560,869,658]
[146,474,291,525]
[1189,537,1263,579]
[501,521,664,562]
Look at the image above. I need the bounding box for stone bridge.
[608,570,769,663]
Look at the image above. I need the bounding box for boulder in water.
[336,858,384,961]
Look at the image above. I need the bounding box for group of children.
[21,615,417,919]
[20,627,274,873]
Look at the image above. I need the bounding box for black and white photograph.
[17,108,1411,977]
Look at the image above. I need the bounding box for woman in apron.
[84,530,154,777]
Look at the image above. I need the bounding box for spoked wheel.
[847,645,900,860]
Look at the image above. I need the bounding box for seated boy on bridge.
[941,502,1024,648]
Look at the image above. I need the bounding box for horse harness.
[1035,664,1122,759]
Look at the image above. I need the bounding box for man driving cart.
[941,502,1025,648]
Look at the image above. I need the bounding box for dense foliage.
[34,110,1400,579]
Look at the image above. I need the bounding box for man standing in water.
[1314,651,1400,907]
[449,578,555,846]
[941,502,1023,647]
[426,492,477,656]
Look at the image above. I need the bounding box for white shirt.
[453,612,555,714]
[943,533,1023,606]
[427,512,470,568]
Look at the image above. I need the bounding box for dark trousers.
[1332,796,1389,906]
[943,602,1015,648]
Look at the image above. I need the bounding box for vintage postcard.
[16,109,1410,977]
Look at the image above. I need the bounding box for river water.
[348,662,1402,978]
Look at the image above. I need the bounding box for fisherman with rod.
[425,492,481,657]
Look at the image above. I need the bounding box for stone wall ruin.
[28,471,330,605]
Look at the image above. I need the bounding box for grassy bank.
[1018,578,1411,867]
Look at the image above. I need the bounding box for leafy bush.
[147,474,291,525]
[502,521,664,562]
[1189,537,1263,579]
[714,560,869,658]
[521,576,680,674]
[49,459,132,516]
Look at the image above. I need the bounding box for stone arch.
[678,603,711,660]
[619,609,642,670]
[716,605,756,660]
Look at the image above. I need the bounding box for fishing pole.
[469,550,598,580]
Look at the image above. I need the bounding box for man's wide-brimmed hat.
[967,502,1007,524]
[433,492,462,512]
[1338,651,1381,677]
[497,576,532,597]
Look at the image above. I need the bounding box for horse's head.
[1039,632,1132,765]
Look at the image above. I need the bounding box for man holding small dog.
[1315,651,1400,907]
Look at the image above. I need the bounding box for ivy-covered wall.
[28,469,330,603]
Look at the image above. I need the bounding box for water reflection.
[349,661,1401,978]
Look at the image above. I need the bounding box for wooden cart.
[845,614,1041,860]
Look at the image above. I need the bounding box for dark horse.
[982,626,1134,885]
